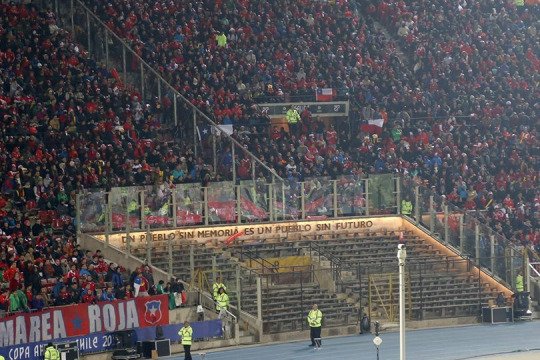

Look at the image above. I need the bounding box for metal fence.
[404,175,526,291]
[77,175,403,233]
[353,256,522,321]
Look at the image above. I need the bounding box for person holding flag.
[134,271,149,297]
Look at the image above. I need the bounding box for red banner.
[0,295,169,347]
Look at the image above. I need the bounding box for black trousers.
[183,344,192,360]
[310,326,322,345]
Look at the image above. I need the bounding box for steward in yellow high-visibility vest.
[215,287,229,318]
[286,107,301,136]
[516,271,524,292]
[216,32,227,47]
[178,321,193,360]
[213,276,226,299]
[44,343,60,360]
[307,304,323,347]
[401,199,413,216]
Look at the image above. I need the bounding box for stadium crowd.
[368,0,539,245]
[0,0,538,314]
[84,0,538,245]
[0,2,183,314]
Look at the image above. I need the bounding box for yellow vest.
[286,109,300,124]
[515,0,524,6]
[307,309,323,327]
[216,292,229,311]
[44,347,60,360]
[213,282,226,298]
[516,274,524,292]
[179,326,193,345]
[217,34,227,47]
[401,200,413,215]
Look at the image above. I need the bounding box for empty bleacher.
[129,229,498,333]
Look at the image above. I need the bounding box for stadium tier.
[0,0,537,359]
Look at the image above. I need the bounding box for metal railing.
[401,175,527,292]
[76,175,401,234]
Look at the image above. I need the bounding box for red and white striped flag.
[315,88,335,102]
[360,118,384,135]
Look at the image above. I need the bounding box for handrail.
[529,263,540,278]
[199,290,237,323]
[70,0,283,182]
[238,247,279,274]
[307,241,343,268]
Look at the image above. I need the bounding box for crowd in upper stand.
[0,0,538,314]
[84,0,538,245]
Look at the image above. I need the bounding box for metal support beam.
[364,179,370,216]
[300,182,306,220]
[212,134,217,173]
[212,256,217,282]
[236,265,242,315]
[146,226,152,266]
[414,186,420,224]
[429,195,435,233]
[395,176,401,215]
[190,245,195,282]
[140,190,146,229]
[268,182,274,222]
[333,180,338,218]
[172,192,177,228]
[443,204,449,245]
[204,187,209,226]
[475,223,480,263]
[490,235,495,273]
[192,108,197,155]
[236,185,242,224]
[459,215,464,254]
[125,206,131,259]
[75,193,81,238]
[168,234,173,278]
[231,141,236,184]
[256,276,263,322]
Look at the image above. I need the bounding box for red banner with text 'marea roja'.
[0,295,169,347]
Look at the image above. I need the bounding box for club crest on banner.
[144,300,163,325]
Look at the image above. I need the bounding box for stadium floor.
[174,321,540,360]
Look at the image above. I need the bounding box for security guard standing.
[307,304,323,347]
[401,198,413,216]
[178,321,193,360]
[213,276,226,300]
[516,271,524,293]
[44,343,60,360]
[215,287,230,319]
[286,106,301,136]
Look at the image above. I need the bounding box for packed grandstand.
[0,0,538,333]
